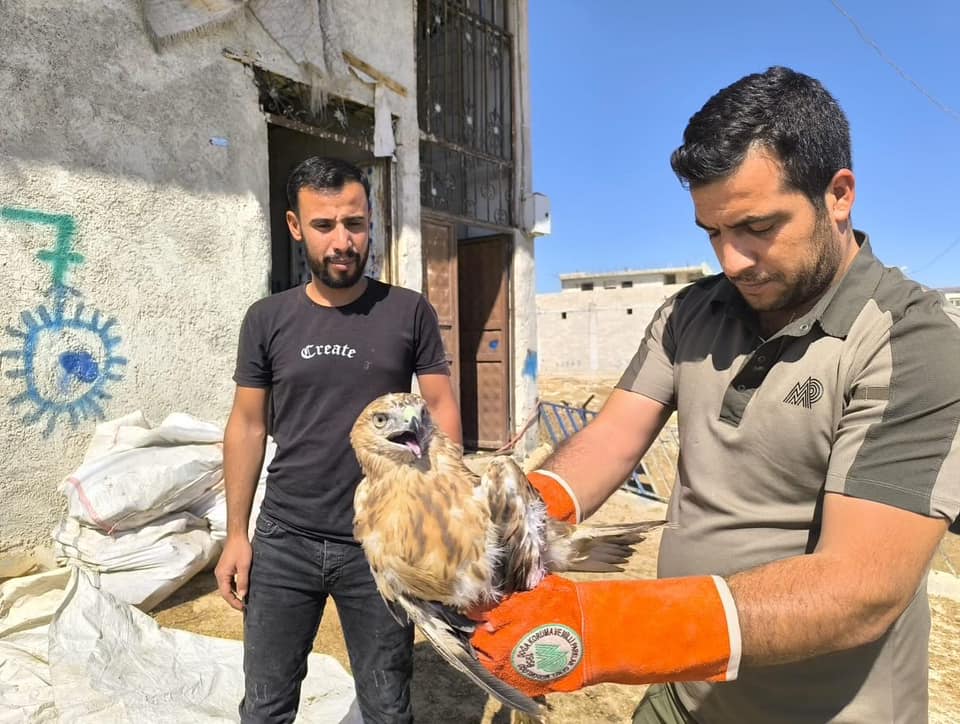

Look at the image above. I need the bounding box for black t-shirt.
[233,279,449,540]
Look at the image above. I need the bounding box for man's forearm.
[544,427,637,517]
[728,552,911,667]
[728,494,948,667]
[545,399,672,517]
[430,396,462,446]
[223,420,267,539]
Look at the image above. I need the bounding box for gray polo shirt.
[618,232,960,723]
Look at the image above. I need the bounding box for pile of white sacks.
[52,410,269,611]
[0,412,361,724]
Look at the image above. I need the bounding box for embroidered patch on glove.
[510,624,584,681]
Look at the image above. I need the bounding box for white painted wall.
[510,0,540,455]
[0,0,421,567]
[0,0,540,567]
[537,284,694,377]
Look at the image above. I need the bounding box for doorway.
[266,122,391,293]
[421,213,511,450]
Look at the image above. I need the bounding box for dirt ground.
[152,376,960,722]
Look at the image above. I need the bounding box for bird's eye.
[372,413,388,428]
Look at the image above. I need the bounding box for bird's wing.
[480,456,548,594]
[546,519,667,573]
[394,593,545,721]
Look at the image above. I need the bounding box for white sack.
[61,412,224,532]
[190,436,275,541]
[0,569,71,723]
[1,567,361,723]
[52,514,220,611]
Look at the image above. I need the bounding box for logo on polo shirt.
[784,376,824,408]
[511,624,583,681]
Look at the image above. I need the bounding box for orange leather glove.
[471,574,740,696]
[527,470,581,524]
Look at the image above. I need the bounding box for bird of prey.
[350,392,664,720]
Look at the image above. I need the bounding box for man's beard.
[307,247,369,289]
[733,211,843,313]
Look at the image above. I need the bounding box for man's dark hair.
[286,156,371,214]
[670,66,852,209]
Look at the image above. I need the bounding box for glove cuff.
[579,574,742,685]
[710,575,742,681]
[528,469,582,523]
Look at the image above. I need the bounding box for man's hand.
[214,534,253,611]
[471,574,740,697]
[526,470,581,523]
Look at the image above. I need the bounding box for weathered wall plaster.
[0,0,420,565]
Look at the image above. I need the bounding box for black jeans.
[240,515,414,724]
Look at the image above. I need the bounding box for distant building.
[940,287,960,308]
[558,264,713,292]
[537,264,713,377]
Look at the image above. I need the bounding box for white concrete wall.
[323,1,423,291]
[537,285,692,377]
[0,0,540,562]
[0,0,422,566]
[510,0,540,455]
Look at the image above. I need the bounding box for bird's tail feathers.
[396,595,546,721]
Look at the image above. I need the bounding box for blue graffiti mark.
[1,206,126,436]
[61,350,101,383]
[522,349,538,379]
[1,207,83,319]
[489,339,499,350]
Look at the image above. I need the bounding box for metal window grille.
[539,401,669,502]
[418,0,513,226]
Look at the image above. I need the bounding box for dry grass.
[537,376,620,413]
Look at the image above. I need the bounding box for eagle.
[350,392,663,720]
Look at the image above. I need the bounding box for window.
[417,0,513,226]
[663,273,677,284]
[580,282,594,291]
[561,312,567,320]
[621,280,633,288]
[626,308,633,315]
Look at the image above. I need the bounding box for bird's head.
[351,392,434,468]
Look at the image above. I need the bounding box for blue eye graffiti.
[60,350,101,385]
[1,207,127,436]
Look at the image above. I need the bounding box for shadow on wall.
[1,6,284,438]
[2,2,269,201]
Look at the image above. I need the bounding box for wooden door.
[421,216,460,399]
[458,235,510,449]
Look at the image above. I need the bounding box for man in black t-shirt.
[214,157,461,724]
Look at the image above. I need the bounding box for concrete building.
[1,0,545,570]
[558,264,712,292]
[537,264,712,377]
[940,287,960,308]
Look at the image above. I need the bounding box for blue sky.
[528,1,960,292]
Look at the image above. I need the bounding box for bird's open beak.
[405,416,423,458]
[388,410,424,458]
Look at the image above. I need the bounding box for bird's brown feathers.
[350,392,665,720]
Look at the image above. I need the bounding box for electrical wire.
[828,0,960,124]
[910,236,960,274]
